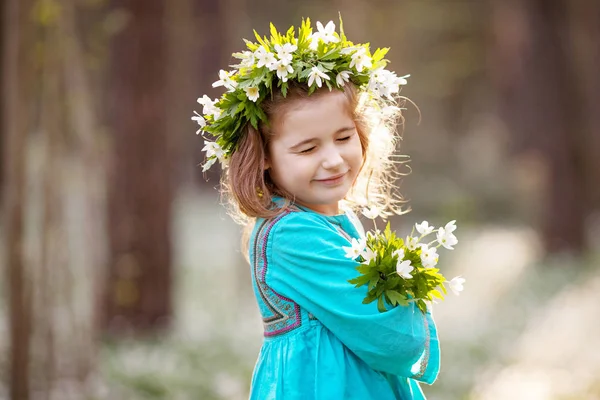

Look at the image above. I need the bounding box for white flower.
[336,70,351,87]
[202,140,225,161]
[367,68,407,99]
[343,237,366,259]
[360,246,377,265]
[244,86,260,102]
[197,95,221,120]
[255,46,277,70]
[396,259,414,279]
[202,157,217,172]
[405,236,419,251]
[191,111,206,135]
[233,50,255,68]
[241,51,255,68]
[274,43,297,65]
[341,46,359,55]
[419,244,439,269]
[436,220,458,250]
[361,206,380,220]
[275,60,294,82]
[415,221,434,236]
[349,47,372,73]
[392,248,405,260]
[307,66,330,88]
[309,21,339,50]
[212,69,237,92]
[448,276,466,296]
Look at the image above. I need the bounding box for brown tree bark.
[3,0,34,397]
[490,0,587,254]
[104,0,173,334]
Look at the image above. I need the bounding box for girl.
[194,19,440,399]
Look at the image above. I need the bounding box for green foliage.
[348,222,448,314]
[195,16,407,170]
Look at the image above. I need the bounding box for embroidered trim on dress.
[252,209,303,337]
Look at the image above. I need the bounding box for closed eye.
[298,146,316,154]
[337,136,351,142]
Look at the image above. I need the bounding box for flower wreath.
[192,16,409,172]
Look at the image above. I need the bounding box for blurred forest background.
[1,0,599,399]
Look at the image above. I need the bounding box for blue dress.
[248,203,440,399]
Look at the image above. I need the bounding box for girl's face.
[266,90,363,215]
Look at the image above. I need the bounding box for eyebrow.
[289,126,356,150]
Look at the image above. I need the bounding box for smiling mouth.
[314,172,348,184]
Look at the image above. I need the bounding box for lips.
[314,171,347,183]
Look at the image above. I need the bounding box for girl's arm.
[265,212,440,384]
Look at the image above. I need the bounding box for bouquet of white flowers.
[344,208,465,314]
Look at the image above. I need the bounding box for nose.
[321,145,344,170]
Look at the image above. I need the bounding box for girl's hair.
[221,81,409,227]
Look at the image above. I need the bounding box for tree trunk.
[490,0,587,255]
[3,0,34,397]
[104,0,173,334]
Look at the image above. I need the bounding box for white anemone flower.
[368,68,406,99]
[448,276,466,296]
[274,43,297,65]
[191,111,206,135]
[436,220,458,250]
[392,248,405,261]
[415,221,434,236]
[405,236,419,251]
[197,95,221,120]
[360,246,377,265]
[236,50,255,68]
[212,69,237,92]
[309,21,339,49]
[361,206,380,220]
[202,140,225,161]
[349,47,372,73]
[343,237,367,259]
[336,70,351,87]
[201,141,225,172]
[202,157,217,172]
[255,46,277,70]
[275,60,294,82]
[396,259,414,279]
[419,244,439,269]
[308,66,330,88]
[244,86,260,102]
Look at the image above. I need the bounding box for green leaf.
[250,113,258,129]
[243,38,258,51]
[377,296,387,312]
[372,47,389,63]
[253,29,268,48]
[387,290,408,306]
[338,13,347,42]
[440,284,448,295]
[431,289,444,300]
[367,275,380,290]
[286,25,295,41]
[356,264,371,274]
[362,293,377,304]
[348,273,371,288]
[319,61,336,70]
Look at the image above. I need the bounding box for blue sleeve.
[266,212,440,384]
